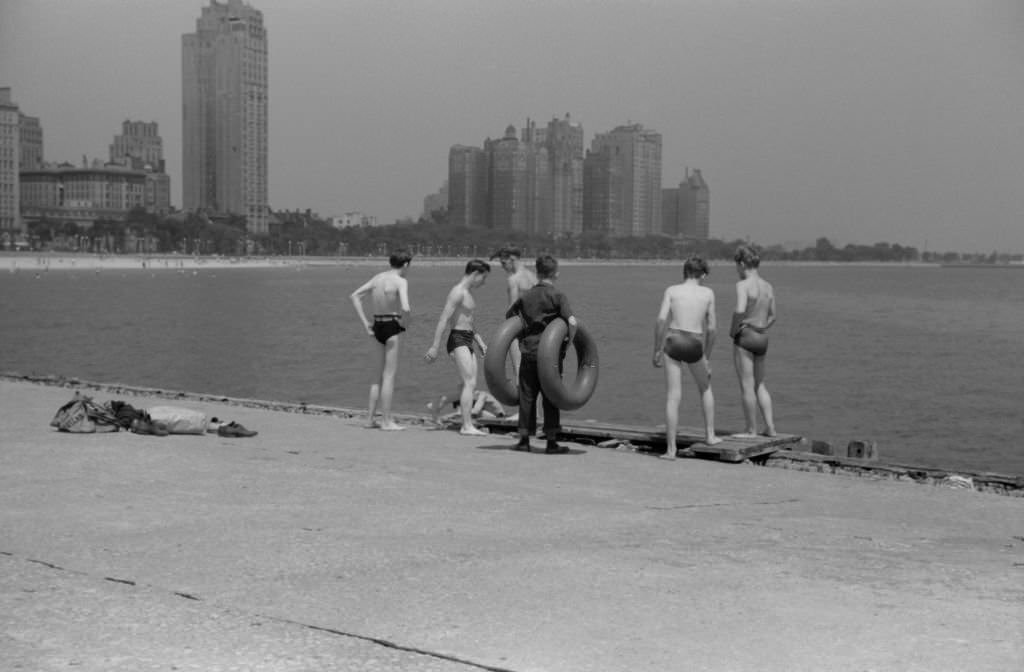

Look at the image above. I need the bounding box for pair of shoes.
[217,421,258,438]
[206,417,222,433]
[544,442,569,454]
[512,439,532,452]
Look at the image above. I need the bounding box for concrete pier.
[2,379,1022,671]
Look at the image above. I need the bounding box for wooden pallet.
[477,417,802,463]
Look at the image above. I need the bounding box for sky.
[1,0,1022,252]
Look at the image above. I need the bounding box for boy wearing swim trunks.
[731,245,777,437]
[505,255,576,454]
[350,250,412,431]
[653,256,722,458]
[424,259,491,436]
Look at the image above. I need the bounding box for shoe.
[544,442,569,454]
[512,439,532,452]
[218,421,258,438]
[206,417,222,433]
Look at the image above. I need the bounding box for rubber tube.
[537,319,599,411]
[483,316,523,406]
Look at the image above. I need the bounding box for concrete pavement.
[1,379,1022,671]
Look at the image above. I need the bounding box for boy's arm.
[704,290,717,358]
[398,278,412,326]
[350,279,375,336]
[505,298,523,320]
[425,287,458,360]
[473,331,488,356]
[558,292,577,344]
[653,289,670,365]
[729,282,747,338]
[765,291,777,330]
[507,276,520,307]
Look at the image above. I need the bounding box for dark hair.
[464,258,491,275]
[489,246,521,261]
[733,245,760,269]
[389,250,413,268]
[535,254,559,279]
[682,256,709,279]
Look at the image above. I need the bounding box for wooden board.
[477,417,802,463]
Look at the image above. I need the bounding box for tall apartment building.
[0,88,21,236]
[448,145,487,228]
[485,125,535,232]
[524,114,583,236]
[182,0,268,233]
[662,168,710,239]
[109,120,171,215]
[584,123,662,237]
[19,113,43,170]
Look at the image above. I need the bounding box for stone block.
[810,439,833,456]
[847,439,878,461]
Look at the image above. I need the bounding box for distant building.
[485,125,535,232]
[18,113,43,170]
[20,160,148,226]
[109,120,171,215]
[584,123,662,237]
[182,0,268,233]
[662,168,710,239]
[329,212,376,229]
[422,180,448,219]
[448,145,487,228]
[525,114,584,236]
[0,88,22,238]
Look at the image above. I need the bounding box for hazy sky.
[1,0,1021,251]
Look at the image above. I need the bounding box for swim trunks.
[372,314,405,345]
[446,329,476,355]
[734,325,769,356]
[664,329,704,364]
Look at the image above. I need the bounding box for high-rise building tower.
[448,146,487,228]
[679,168,709,239]
[584,123,662,237]
[110,120,171,214]
[18,113,43,171]
[485,125,533,232]
[0,88,21,236]
[539,114,583,236]
[182,0,268,233]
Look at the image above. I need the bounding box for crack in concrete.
[646,497,800,510]
[3,550,522,672]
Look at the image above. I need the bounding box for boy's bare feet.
[732,432,759,439]
[459,425,489,436]
[378,422,405,431]
[705,435,723,445]
[658,449,678,461]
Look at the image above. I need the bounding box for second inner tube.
[483,316,524,406]
[537,319,599,411]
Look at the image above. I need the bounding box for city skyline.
[1,1,1022,251]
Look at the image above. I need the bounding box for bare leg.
[689,359,722,445]
[509,340,522,386]
[733,346,758,437]
[753,355,776,436]
[365,343,385,428]
[427,394,448,426]
[660,357,683,459]
[453,347,487,435]
[378,336,404,431]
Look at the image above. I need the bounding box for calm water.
[2,261,1022,475]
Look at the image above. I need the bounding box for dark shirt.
[505,281,573,356]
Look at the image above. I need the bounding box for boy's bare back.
[369,272,408,314]
[664,283,715,333]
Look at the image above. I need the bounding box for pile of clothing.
[49,392,257,438]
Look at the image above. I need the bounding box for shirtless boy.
[424,259,491,436]
[653,256,722,458]
[730,245,777,437]
[349,250,412,430]
[491,247,537,385]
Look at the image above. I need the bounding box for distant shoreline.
[1,252,942,272]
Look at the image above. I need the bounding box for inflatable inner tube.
[663,330,704,364]
[483,316,523,406]
[537,319,599,411]
[735,326,769,357]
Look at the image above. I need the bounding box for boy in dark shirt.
[505,255,577,454]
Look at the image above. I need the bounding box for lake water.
[2,261,1021,475]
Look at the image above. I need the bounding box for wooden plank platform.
[476,417,802,463]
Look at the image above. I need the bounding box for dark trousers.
[518,353,560,439]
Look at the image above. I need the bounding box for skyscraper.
[110,120,170,214]
[182,0,268,233]
[18,113,43,171]
[536,114,583,236]
[584,123,662,237]
[448,145,487,228]
[0,88,21,236]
